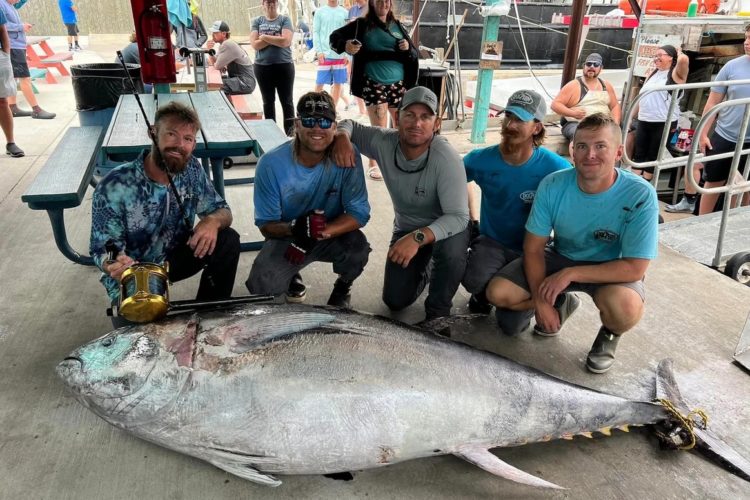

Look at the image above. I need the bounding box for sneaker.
[327,278,353,308]
[286,273,306,303]
[468,292,492,314]
[32,109,56,120]
[74,44,82,51]
[6,143,24,157]
[586,327,621,374]
[12,108,32,118]
[534,293,581,337]
[665,197,696,214]
[68,45,74,51]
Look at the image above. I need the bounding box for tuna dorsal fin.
[225,312,336,353]
[454,445,565,489]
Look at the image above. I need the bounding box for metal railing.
[621,79,750,268]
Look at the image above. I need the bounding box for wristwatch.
[412,228,426,245]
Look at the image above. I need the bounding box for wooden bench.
[21,126,104,266]
[243,119,289,156]
[229,93,263,120]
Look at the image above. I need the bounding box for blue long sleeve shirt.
[0,0,25,50]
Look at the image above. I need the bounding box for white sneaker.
[665,197,695,213]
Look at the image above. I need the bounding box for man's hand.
[570,108,586,120]
[188,218,221,259]
[331,132,357,167]
[23,23,33,33]
[317,53,325,64]
[387,233,420,268]
[538,268,573,306]
[284,213,319,265]
[699,134,712,154]
[534,300,561,334]
[206,40,215,50]
[103,254,137,282]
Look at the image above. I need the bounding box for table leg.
[209,157,226,199]
[46,209,94,266]
[39,41,56,58]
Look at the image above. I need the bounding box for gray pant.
[382,228,470,318]
[561,120,578,141]
[246,231,371,296]
[462,235,530,335]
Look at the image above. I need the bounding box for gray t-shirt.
[251,15,294,65]
[712,55,750,143]
[339,120,469,241]
[213,39,255,85]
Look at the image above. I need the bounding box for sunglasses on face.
[585,62,601,68]
[299,117,334,129]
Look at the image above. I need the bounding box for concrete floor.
[1,36,750,500]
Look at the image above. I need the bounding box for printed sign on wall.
[479,41,503,70]
[634,34,682,77]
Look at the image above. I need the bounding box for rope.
[656,398,710,450]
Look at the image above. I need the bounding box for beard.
[152,145,189,173]
[500,130,523,155]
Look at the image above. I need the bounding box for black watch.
[412,228,425,245]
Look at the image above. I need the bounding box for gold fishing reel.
[118,262,171,323]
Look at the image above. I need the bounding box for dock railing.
[622,79,750,268]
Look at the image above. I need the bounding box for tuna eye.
[101,337,114,347]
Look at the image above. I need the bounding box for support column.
[470,0,501,144]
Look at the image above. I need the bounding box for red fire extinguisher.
[130,0,176,85]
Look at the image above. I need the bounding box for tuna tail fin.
[454,445,565,489]
[655,358,750,482]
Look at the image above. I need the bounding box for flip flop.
[367,166,383,181]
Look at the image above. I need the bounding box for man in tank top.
[551,53,621,141]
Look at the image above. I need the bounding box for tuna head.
[56,321,195,426]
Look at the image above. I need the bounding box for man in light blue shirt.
[313,0,348,107]
[488,113,659,374]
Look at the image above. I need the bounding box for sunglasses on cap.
[299,117,334,129]
[585,61,601,68]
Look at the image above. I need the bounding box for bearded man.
[90,102,240,320]
[461,90,571,336]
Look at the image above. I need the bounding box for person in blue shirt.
[57,0,80,51]
[462,90,570,335]
[90,102,240,324]
[488,113,659,374]
[247,91,371,308]
[0,7,23,157]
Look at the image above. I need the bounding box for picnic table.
[26,36,72,83]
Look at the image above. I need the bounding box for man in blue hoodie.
[0,0,55,119]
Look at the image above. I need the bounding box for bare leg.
[0,97,14,142]
[699,180,724,215]
[468,182,480,221]
[366,103,389,173]
[17,78,39,108]
[330,83,342,108]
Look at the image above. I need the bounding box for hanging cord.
[655,398,709,451]
[511,0,555,100]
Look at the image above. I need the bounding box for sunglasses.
[299,117,334,129]
[585,62,601,68]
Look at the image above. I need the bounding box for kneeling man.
[487,114,658,373]
[246,91,371,307]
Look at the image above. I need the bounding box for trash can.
[72,63,143,127]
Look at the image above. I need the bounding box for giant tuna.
[56,304,750,489]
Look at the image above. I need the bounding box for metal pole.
[561,0,587,87]
[470,0,501,144]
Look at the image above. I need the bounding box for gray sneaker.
[586,327,621,374]
[665,197,695,213]
[534,293,581,337]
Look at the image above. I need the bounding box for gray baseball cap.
[400,86,438,114]
[209,21,230,33]
[584,53,603,66]
[504,90,546,122]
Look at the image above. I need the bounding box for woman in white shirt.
[632,45,689,180]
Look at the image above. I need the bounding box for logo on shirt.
[519,190,535,204]
[593,229,619,243]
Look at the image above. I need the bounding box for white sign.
[634,34,682,77]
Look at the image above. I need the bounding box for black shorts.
[361,76,406,108]
[633,119,677,174]
[10,48,29,78]
[65,23,79,36]
[703,132,750,183]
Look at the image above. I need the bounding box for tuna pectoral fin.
[454,446,565,490]
[205,447,282,486]
[227,312,336,353]
[207,459,282,487]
